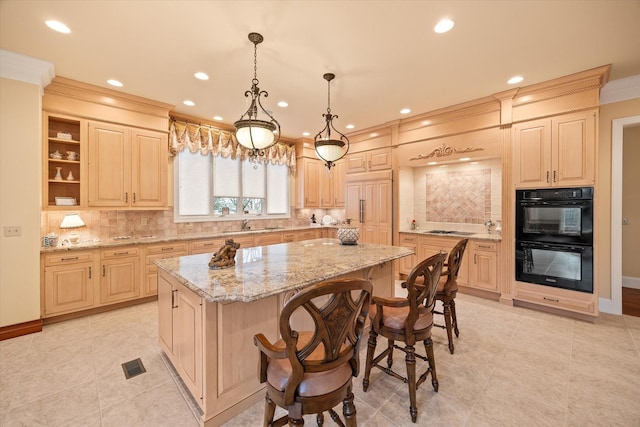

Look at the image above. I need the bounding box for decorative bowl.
[337,226,359,245]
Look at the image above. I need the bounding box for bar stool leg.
[405,344,418,422]
[362,330,378,392]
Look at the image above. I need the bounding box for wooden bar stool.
[254,278,372,426]
[361,253,446,423]
[434,238,468,354]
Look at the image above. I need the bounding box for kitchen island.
[155,238,413,427]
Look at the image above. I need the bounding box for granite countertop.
[400,229,501,242]
[40,225,335,253]
[155,238,414,303]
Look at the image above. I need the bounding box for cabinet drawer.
[45,251,94,266]
[101,247,140,259]
[400,234,418,244]
[282,233,296,242]
[190,239,223,254]
[147,242,189,255]
[514,283,595,314]
[472,241,497,252]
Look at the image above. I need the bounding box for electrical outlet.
[185,223,193,231]
[4,226,21,237]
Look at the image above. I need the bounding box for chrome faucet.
[484,220,495,234]
[241,219,250,231]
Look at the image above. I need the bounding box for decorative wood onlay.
[409,142,484,161]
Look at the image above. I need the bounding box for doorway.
[611,115,640,315]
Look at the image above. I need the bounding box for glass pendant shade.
[234,32,280,155]
[314,73,349,170]
[235,120,276,150]
[315,139,346,162]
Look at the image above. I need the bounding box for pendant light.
[234,32,280,158]
[314,73,349,170]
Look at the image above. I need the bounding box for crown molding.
[0,49,54,94]
[600,74,640,105]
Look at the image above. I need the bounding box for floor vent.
[121,358,146,379]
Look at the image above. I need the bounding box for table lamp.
[60,213,85,244]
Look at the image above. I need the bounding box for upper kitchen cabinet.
[88,122,168,208]
[297,156,346,208]
[43,113,86,209]
[42,77,173,210]
[513,110,597,188]
[345,147,392,174]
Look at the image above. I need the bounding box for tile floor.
[1,290,639,427]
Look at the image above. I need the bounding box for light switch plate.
[4,226,21,237]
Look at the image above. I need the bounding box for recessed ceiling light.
[213,116,223,121]
[346,124,355,129]
[194,72,209,80]
[427,161,437,165]
[434,19,455,34]
[183,100,195,106]
[459,157,471,161]
[302,132,310,136]
[107,79,123,87]
[508,76,524,84]
[400,108,411,115]
[45,20,71,34]
[277,101,288,108]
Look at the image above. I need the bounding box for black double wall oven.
[515,187,593,293]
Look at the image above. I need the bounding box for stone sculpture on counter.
[209,239,241,269]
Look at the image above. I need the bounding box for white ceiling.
[1,0,639,139]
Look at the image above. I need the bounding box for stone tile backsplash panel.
[425,168,491,224]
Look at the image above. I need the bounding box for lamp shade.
[315,139,346,162]
[60,213,85,229]
[235,120,276,150]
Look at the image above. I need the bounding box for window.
[175,151,290,222]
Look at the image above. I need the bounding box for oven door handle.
[520,242,587,252]
[519,200,590,207]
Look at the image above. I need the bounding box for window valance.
[169,120,296,172]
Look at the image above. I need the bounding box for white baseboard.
[599,297,620,315]
[623,276,640,290]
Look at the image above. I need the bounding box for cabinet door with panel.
[157,270,203,400]
[513,111,595,188]
[398,233,418,276]
[346,148,391,174]
[130,128,168,207]
[333,160,346,207]
[100,247,141,304]
[43,251,97,317]
[469,241,498,292]
[88,122,130,207]
[345,177,392,245]
[298,157,321,208]
[89,122,168,208]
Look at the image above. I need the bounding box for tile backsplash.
[425,168,491,224]
[41,209,323,243]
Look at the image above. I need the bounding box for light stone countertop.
[40,225,335,253]
[400,230,502,242]
[155,238,414,303]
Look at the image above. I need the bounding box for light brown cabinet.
[513,111,596,188]
[43,114,84,209]
[145,242,189,296]
[345,147,392,174]
[158,272,203,401]
[469,241,498,292]
[398,234,418,276]
[190,238,224,255]
[43,251,97,316]
[345,172,393,245]
[297,157,321,208]
[418,238,469,286]
[88,122,168,208]
[99,247,141,304]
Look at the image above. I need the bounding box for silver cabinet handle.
[359,199,365,223]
